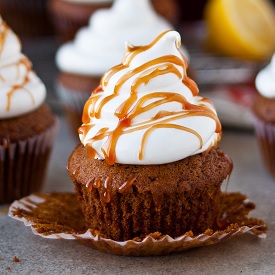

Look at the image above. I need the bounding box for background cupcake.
[151,0,180,25]
[55,0,186,138]
[48,0,113,42]
[0,18,57,204]
[252,54,275,178]
[0,0,53,37]
[68,31,232,241]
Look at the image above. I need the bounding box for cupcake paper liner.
[253,115,275,178]
[0,120,58,204]
[9,192,267,256]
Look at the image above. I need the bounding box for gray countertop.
[1,38,275,275]
[1,117,275,275]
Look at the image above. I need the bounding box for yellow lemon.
[204,0,275,60]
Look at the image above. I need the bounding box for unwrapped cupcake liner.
[9,192,267,256]
[0,120,58,204]
[253,115,275,178]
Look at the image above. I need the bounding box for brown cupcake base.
[68,145,233,241]
[0,0,53,37]
[253,115,275,178]
[48,0,112,42]
[0,105,57,204]
[9,192,267,256]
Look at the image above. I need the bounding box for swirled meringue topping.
[56,0,187,77]
[79,31,221,165]
[0,18,46,119]
[255,53,275,98]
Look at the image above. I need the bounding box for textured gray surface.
[1,38,275,274]
[1,120,275,274]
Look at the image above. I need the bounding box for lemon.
[204,0,275,60]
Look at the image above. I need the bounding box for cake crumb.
[13,256,20,263]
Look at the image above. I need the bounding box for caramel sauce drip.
[85,176,112,203]
[0,21,8,56]
[81,31,222,165]
[118,177,137,193]
[0,20,34,112]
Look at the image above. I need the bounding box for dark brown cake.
[48,0,113,42]
[151,0,180,25]
[68,144,232,241]
[0,0,54,37]
[0,104,57,204]
[252,93,275,178]
[252,93,275,123]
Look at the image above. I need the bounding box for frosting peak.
[79,31,221,165]
[0,17,46,119]
[56,0,188,76]
[255,53,275,98]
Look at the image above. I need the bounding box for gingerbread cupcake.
[0,0,53,37]
[48,0,113,42]
[252,54,275,178]
[55,0,185,138]
[68,31,232,241]
[0,18,57,204]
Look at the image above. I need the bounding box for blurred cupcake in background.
[48,0,113,42]
[252,54,275,178]
[0,0,53,37]
[0,18,57,204]
[55,0,188,138]
[151,0,180,25]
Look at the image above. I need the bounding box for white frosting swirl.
[56,0,187,77]
[255,54,275,98]
[0,18,46,119]
[79,31,221,165]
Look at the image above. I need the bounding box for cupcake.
[0,0,53,37]
[252,54,275,178]
[48,0,113,42]
[151,0,180,25]
[55,0,186,138]
[0,18,57,204]
[68,31,232,241]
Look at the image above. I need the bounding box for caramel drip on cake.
[85,176,112,203]
[0,21,8,56]
[80,32,221,165]
[118,177,137,193]
[0,20,34,112]
[6,74,34,112]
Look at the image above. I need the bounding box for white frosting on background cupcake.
[56,0,187,77]
[255,54,275,98]
[0,17,46,119]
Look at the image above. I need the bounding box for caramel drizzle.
[85,176,112,203]
[0,20,34,112]
[80,32,222,165]
[0,21,8,57]
[84,176,137,203]
[118,177,136,193]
